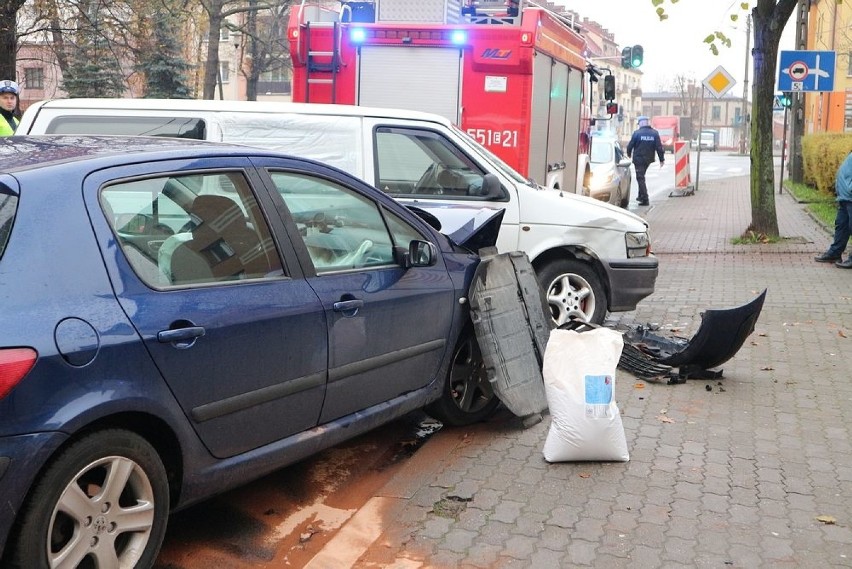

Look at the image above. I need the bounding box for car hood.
[407,205,504,252]
[519,185,648,231]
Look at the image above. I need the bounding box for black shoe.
[835,258,852,269]
[637,200,649,206]
[815,253,842,263]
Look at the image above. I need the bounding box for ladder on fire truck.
[295,1,344,102]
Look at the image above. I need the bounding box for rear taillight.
[0,348,38,399]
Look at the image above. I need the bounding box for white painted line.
[304,497,405,569]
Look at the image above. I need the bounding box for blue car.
[0,135,499,567]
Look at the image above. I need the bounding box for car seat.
[160,195,267,284]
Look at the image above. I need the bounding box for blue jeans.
[826,200,852,259]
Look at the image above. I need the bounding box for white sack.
[542,327,629,462]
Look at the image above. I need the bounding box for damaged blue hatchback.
[0,135,501,567]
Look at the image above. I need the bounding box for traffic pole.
[779,106,789,194]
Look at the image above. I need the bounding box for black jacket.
[626,125,665,165]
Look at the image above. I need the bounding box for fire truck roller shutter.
[528,52,552,188]
[357,46,462,124]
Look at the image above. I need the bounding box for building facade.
[642,89,751,151]
[805,0,852,133]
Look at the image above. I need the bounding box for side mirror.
[478,173,503,199]
[397,240,438,268]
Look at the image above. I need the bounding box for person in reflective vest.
[626,116,665,206]
[0,80,20,137]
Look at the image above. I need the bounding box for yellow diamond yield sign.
[703,65,736,99]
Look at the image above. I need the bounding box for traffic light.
[621,46,633,69]
[631,45,644,68]
[782,92,792,108]
[603,74,615,101]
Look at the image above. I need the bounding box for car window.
[374,127,492,199]
[101,172,284,287]
[46,116,206,139]
[269,171,423,274]
[0,192,17,260]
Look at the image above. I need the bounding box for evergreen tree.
[61,15,126,97]
[135,11,193,99]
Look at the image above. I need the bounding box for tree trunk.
[203,7,224,99]
[0,0,25,80]
[245,0,258,101]
[748,0,797,237]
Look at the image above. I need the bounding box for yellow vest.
[0,116,19,137]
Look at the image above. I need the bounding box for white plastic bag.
[542,327,629,462]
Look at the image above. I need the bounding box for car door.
[614,143,631,194]
[253,159,457,423]
[87,157,328,459]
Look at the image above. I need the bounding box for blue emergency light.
[451,30,467,45]
[350,28,366,44]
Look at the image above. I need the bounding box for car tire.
[6,430,169,569]
[426,327,499,426]
[537,259,607,325]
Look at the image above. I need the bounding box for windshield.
[453,124,529,185]
[657,128,674,137]
[590,141,614,164]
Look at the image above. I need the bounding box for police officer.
[0,80,20,137]
[626,115,665,206]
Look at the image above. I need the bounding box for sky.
[561,0,798,95]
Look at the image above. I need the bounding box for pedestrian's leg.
[833,201,852,267]
[634,161,649,204]
[826,201,851,258]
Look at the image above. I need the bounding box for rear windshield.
[0,192,17,259]
[46,116,207,139]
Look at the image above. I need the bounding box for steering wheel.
[413,164,444,195]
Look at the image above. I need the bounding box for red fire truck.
[287,0,593,193]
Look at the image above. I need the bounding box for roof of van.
[26,98,453,125]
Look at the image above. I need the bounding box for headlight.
[589,171,614,190]
[625,231,650,258]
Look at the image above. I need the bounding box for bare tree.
[238,0,291,101]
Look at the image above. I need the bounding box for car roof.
[0,135,286,172]
[26,98,451,125]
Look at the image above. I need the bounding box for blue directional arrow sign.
[778,50,835,92]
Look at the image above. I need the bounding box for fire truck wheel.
[538,259,607,325]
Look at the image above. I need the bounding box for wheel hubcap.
[546,273,596,324]
[48,456,155,568]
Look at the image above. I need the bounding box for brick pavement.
[313,176,852,568]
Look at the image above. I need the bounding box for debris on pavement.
[618,289,767,381]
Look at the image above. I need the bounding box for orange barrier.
[670,140,695,197]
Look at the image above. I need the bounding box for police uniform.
[0,80,20,137]
[626,117,665,205]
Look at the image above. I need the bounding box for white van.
[16,99,658,324]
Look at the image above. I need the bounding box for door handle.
[333,299,364,313]
[158,326,206,347]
